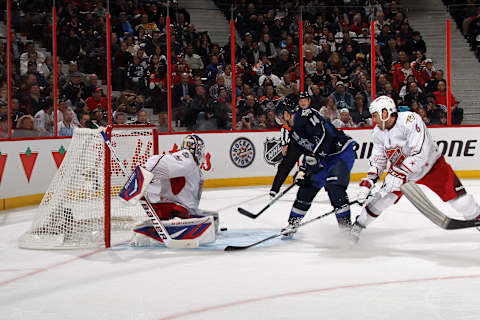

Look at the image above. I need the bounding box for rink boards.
[0,126,479,209]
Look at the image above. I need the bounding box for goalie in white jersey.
[351,95,480,241]
[123,134,219,246]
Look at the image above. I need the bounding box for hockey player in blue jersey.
[275,91,358,238]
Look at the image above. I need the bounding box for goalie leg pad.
[194,210,219,232]
[119,166,154,206]
[131,216,216,246]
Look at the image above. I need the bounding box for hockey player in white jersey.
[352,95,480,241]
[121,134,218,246]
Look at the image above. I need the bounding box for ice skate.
[281,216,302,240]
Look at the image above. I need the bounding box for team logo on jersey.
[407,114,416,123]
[385,147,406,167]
[263,137,283,165]
[230,137,255,168]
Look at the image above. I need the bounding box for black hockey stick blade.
[237,183,296,219]
[237,207,263,219]
[444,217,480,230]
[225,232,286,251]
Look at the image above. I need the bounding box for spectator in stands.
[113,41,133,91]
[273,49,295,77]
[57,109,77,136]
[62,72,86,106]
[237,94,261,117]
[425,92,443,125]
[433,79,463,125]
[303,33,320,57]
[13,115,40,138]
[330,81,354,110]
[84,74,100,99]
[34,98,54,136]
[184,85,208,129]
[276,72,297,98]
[304,49,317,76]
[258,33,278,60]
[425,69,444,93]
[258,84,280,112]
[130,109,150,125]
[85,88,108,112]
[405,31,426,56]
[208,74,227,100]
[259,65,281,87]
[78,112,91,128]
[24,84,44,116]
[127,55,147,93]
[157,112,169,133]
[319,96,340,122]
[114,112,126,125]
[184,44,204,73]
[403,81,427,107]
[350,94,372,127]
[213,87,232,130]
[332,108,355,128]
[236,111,255,131]
[206,55,225,82]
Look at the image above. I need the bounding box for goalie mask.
[182,134,205,164]
[369,95,397,130]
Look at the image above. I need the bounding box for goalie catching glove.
[119,166,154,205]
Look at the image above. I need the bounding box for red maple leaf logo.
[19,147,39,182]
[0,152,7,184]
[52,145,67,169]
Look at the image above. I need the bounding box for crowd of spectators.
[0,0,466,139]
[446,1,480,61]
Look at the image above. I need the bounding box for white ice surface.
[1,181,480,320]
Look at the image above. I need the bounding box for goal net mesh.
[18,127,156,249]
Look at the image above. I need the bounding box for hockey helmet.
[182,134,206,164]
[369,95,397,129]
[298,91,310,100]
[274,99,297,125]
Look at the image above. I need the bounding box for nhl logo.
[263,137,283,165]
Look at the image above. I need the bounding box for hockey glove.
[357,177,374,204]
[383,167,408,193]
[303,155,324,174]
[294,169,310,187]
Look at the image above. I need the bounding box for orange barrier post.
[446,19,452,126]
[370,20,376,100]
[231,7,236,130]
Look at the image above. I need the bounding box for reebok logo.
[455,186,464,192]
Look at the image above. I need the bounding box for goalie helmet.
[182,134,205,164]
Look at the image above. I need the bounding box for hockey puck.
[220,227,228,231]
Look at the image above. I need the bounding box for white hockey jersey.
[367,111,441,182]
[143,150,203,212]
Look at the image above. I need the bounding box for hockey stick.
[98,127,199,248]
[226,200,360,251]
[238,183,296,219]
[401,182,480,230]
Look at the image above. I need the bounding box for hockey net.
[18,125,158,249]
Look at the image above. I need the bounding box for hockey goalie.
[351,95,480,241]
[119,134,218,247]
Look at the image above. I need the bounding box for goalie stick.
[238,183,296,219]
[401,182,480,230]
[98,127,199,249]
[226,200,360,251]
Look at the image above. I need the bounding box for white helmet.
[369,95,397,129]
[182,134,205,164]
